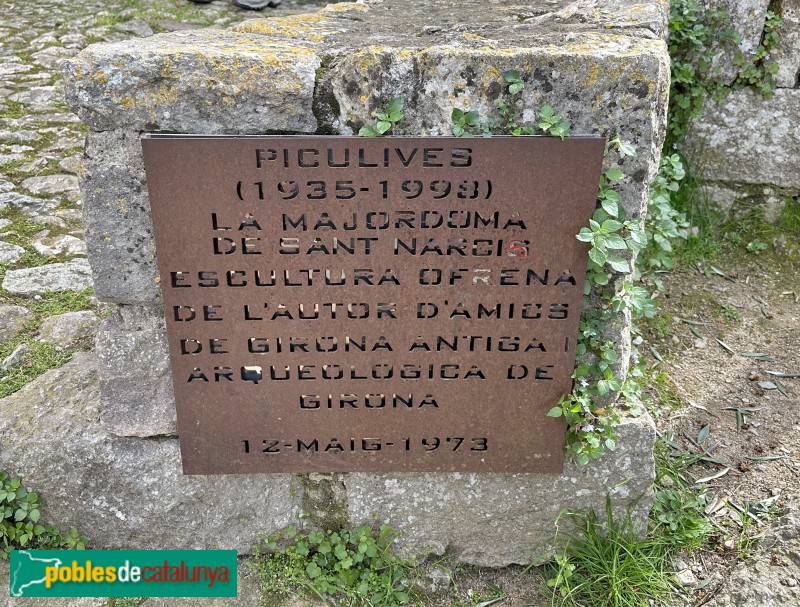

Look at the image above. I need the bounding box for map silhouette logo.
[10,550,63,597]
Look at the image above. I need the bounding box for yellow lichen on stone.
[583,62,600,87]
[232,13,329,42]
[320,2,368,14]
[88,70,109,84]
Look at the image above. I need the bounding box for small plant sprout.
[358,97,405,137]
[450,108,481,137]
[537,105,571,140]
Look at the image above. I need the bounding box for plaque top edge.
[141,133,605,141]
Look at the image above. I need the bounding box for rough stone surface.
[95,304,176,436]
[116,19,155,38]
[32,231,87,257]
[775,0,800,88]
[58,154,83,175]
[38,310,99,350]
[20,174,80,196]
[0,304,30,341]
[63,30,319,133]
[1,342,30,369]
[0,191,60,215]
[346,415,657,566]
[9,86,62,111]
[82,129,160,303]
[700,0,771,84]
[0,353,299,554]
[705,503,800,607]
[0,240,24,263]
[2,259,93,296]
[685,89,800,192]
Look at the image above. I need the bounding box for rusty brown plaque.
[141,135,604,474]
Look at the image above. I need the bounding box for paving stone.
[20,174,80,196]
[0,63,33,76]
[18,157,49,173]
[59,33,87,48]
[31,45,74,70]
[117,19,154,37]
[9,86,62,110]
[32,230,87,257]
[0,129,41,144]
[1,342,30,369]
[0,192,60,216]
[2,258,93,296]
[58,154,82,174]
[0,304,31,341]
[0,153,25,165]
[0,241,25,263]
[38,310,99,350]
[30,215,68,229]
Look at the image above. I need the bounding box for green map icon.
[9,551,63,597]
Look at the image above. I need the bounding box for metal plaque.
[142,135,604,474]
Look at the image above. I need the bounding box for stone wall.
[26,0,672,564]
[686,0,800,221]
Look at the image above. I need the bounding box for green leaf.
[358,125,380,137]
[601,219,623,232]
[502,69,520,82]
[376,121,392,134]
[509,82,524,95]
[605,167,625,181]
[604,233,627,249]
[607,258,630,273]
[306,562,322,578]
[600,199,619,217]
[539,105,554,118]
[588,247,607,266]
[385,97,405,114]
[464,111,480,124]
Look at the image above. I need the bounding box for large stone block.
[82,129,159,304]
[346,414,656,567]
[63,30,320,134]
[685,89,800,190]
[0,353,299,554]
[95,304,175,437]
[700,0,771,84]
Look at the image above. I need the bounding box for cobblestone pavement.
[0,0,313,395]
